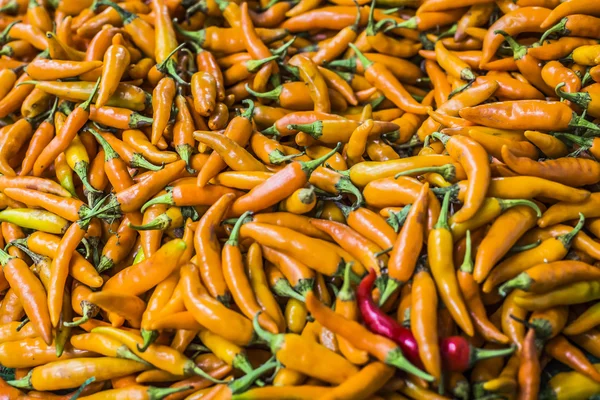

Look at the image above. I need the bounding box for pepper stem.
[0,247,14,266]
[129,213,171,231]
[137,328,159,352]
[131,153,163,171]
[337,262,355,302]
[147,385,193,400]
[558,213,585,248]
[80,78,101,112]
[130,113,153,128]
[269,149,303,165]
[93,0,130,20]
[228,358,279,394]
[246,54,280,73]
[386,348,434,382]
[0,20,20,45]
[378,278,400,307]
[555,82,590,109]
[365,0,377,37]
[0,0,18,15]
[226,211,252,247]
[391,16,417,29]
[86,128,120,161]
[245,84,282,101]
[6,371,33,389]
[494,30,526,60]
[156,43,189,86]
[173,21,205,44]
[348,43,373,70]
[459,230,473,274]
[69,377,96,400]
[272,37,296,56]
[498,272,532,297]
[554,132,591,149]
[431,131,450,146]
[539,17,567,44]
[240,99,255,120]
[300,143,343,176]
[271,278,305,302]
[336,176,364,209]
[141,193,174,213]
[252,313,284,352]
[469,345,516,365]
[394,164,456,181]
[326,59,357,72]
[64,301,98,327]
[434,191,451,231]
[570,113,600,132]
[508,239,541,254]
[498,198,542,217]
[385,205,412,233]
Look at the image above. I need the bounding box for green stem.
[240,99,255,120]
[434,191,451,230]
[557,213,585,249]
[246,54,280,73]
[385,348,434,382]
[539,17,568,44]
[228,358,279,394]
[555,82,591,110]
[385,204,412,233]
[348,43,373,70]
[497,198,542,218]
[80,78,101,112]
[494,30,526,60]
[147,385,193,400]
[498,272,532,297]
[137,329,159,352]
[129,213,171,231]
[326,58,357,72]
[508,239,541,254]
[459,230,473,274]
[245,84,282,101]
[394,164,456,181]
[94,1,137,25]
[300,143,343,175]
[337,262,355,302]
[272,279,305,302]
[226,211,252,246]
[64,301,98,327]
[156,43,189,86]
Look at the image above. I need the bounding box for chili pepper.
[483,215,584,291]
[481,7,551,66]
[103,238,185,295]
[460,100,600,132]
[515,278,600,310]
[348,155,462,186]
[25,59,103,81]
[230,144,341,215]
[310,218,386,274]
[122,129,177,165]
[440,335,515,373]
[524,130,569,159]
[241,222,363,278]
[222,213,279,333]
[314,288,433,380]
[7,358,149,391]
[541,365,600,400]
[500,260,600,297]
[350,44,430,115]
[432,132,489,223]
[458,231,509,344]
[450,197,541,241]
[0,247,51,345]
[545,335,600,383]
[246,243,286,333]
[357,268,423,369]
[515,328,540,400]
[473,205,538,284]
[32,79,100,177]
[181,262,254,346]
[381,182,428,302]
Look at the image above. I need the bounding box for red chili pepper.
[439,336,515,373]
[357,268,421,368]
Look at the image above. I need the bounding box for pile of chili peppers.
[2,0,600,398]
